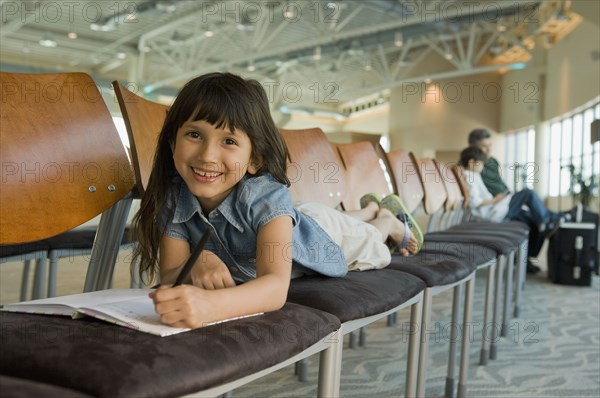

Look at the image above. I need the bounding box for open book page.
[77,296,190,337]
[2,288,264,337]
[1,289,150,317]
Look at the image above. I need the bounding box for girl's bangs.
[187,87,245,133]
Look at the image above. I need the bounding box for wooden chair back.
[112,82,169,196]
[279,128,347,208]
[413,157,448,215]
[0,72,133,244]
[335,141,392,211]
[385,150,425,214]
[451,165,471,209]
[433,159,463,211]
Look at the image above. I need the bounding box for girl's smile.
[172,119,259,213]
[191,167,223,183]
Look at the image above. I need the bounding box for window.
[503,127,536,192]
[546,99,600,197]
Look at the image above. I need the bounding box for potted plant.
[565,164,597,210]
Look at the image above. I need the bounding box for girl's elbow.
[270,283,289,311]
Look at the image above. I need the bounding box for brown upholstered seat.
[0,304,339,398]
[0,375,93,398]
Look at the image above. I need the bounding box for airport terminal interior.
[1,1,599,397]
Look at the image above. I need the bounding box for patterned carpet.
[233,270,600,398]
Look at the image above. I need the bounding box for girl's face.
[172,119,259,213]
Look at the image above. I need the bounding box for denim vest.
[162,174,348,283]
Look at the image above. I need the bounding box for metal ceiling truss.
[3,0,580,115]
[136,1,538,93]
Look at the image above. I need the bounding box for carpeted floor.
[234,269,600,398]
[1,247,598,397]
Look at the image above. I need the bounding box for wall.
[544,19,600,120]
[279,105,389,140]
[501,18,600,131]
[499,65,545,132]
[342,105,389,135]
[280,113,342,133]
[388,73,501,157]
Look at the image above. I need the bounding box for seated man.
[459,146,565,273]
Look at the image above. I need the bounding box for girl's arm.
[159,235,235,289]
[150,215,293,328]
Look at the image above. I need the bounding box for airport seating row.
[0,72,528,398]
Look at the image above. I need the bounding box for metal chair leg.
[317,330,343,397]
[416,288,433,398]
[513,242,527,317]
[457,277,475,398]
[501,251,515,337]
[20,260,31,301]
[32,257,47,299]
[405,299,423,398]
[490,256,505,360]
[445,284,463,398]
[358,327,367,347]
[480,260,496,365]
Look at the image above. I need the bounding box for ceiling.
[1,0,582,116]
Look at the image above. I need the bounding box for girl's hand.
[192,250,236,290]
[149,285,218,329]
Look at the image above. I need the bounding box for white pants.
[295,202,391,271]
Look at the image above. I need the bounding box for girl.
[134,72,417,329]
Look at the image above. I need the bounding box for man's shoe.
[527,261,541,274]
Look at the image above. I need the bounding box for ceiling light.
[67,31,78,39]
[116,52,127,60]
[142,46,152,53]
[444,52,453,60]
[204,30,214,37]
[156,0,177,13]
[247,61,256,72]
[424,78,432,84]
[313,46,321,60]
[39,37,58,47]
[90,20,116,32]
[394,32,404,47]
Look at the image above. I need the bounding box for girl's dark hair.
[459,146,487,167]
[133,72,290,283]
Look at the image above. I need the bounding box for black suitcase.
[547,206,599,286]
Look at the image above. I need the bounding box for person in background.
[468,128,510,197]
[459,146,566,273]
